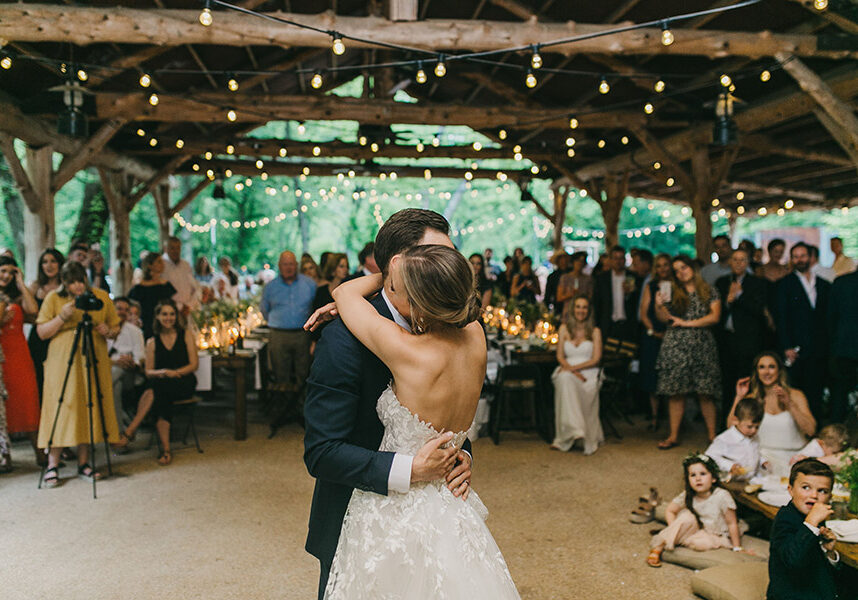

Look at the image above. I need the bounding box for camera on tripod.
[75,290,104,311]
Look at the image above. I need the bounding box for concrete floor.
[1,419,709,599]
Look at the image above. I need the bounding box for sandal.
[77,463,103,481]
[657,439,679,450]
[630,487,661,524]
[646,548,663,568]
[43,466,60,488]
[113,431,133,454]
[158,450,172,466]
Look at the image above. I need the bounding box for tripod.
[38,311,113,498]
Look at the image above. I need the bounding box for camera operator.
[35,262,120,488]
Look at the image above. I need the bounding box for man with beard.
[775,242,831,422]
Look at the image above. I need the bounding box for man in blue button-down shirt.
[261,250,317,437]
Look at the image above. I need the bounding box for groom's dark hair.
[374,209,450,276]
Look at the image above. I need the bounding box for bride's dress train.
[324,385,520,599]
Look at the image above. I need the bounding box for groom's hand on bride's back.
[303,302,338,332]
[411,432,459,484]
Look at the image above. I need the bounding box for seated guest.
[705,397,766,481]
[127,299,143,329]
[767,459,840,600]
[129,252,177,339]
[715,248,768,413]
[550,295,603,455]
[194,256,213,284]
[212,256,240,302]
[469,254,493,311]
[791,423,849,468]
[727,352,816,477]
[510,256,540,303]
[107,297,145,426]
[556,251,593,318]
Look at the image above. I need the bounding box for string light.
[432,137,441,147]
[199,1,213,27]
[77,68,88,82]
[204,151,213,160]
[760,69,771,82]
[498,129,507,140]
[472,141,482,151]
[597,139,606,148]
[569,117,579,129]
[653,162,661,170]
[621,135,629,145]
[0,54,12,70]
[758,207,767,216]
[175,139,184,149]
[139,73,152,88]
[644,102,654,114]
[370,142,379,152]
[666,177,675,187]
[136,128,146,137]
[279,147,287,157]
[737,205,745,214]
[226,144,235,154]
[598,76,610,94]
[312,146,321,156]
[148,93,159,106]
[719,73,732,87]
[712,198,720,207]
[434,55,447,78]
[255,159,264,169]
[530,46,543,69]
[311,72,323,89]
[654,79,666,93]
[358,136,367,146]
[331,34,346,56]
[525,69,537,89]
[785,199,794,209]
[415,62,427,84]
[567,148,575,157]
[813,0,828,9]
[227,76,239,92]
[565,137,576,147]
[226,108,237,121]
[661,21,674,46]
[736,190,745,200]
[149,137,158,147]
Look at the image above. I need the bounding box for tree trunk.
[23,146,55,280]
[0,159,25,260]
[71,177,110,245]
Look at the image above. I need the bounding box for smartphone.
[658,280,672,302]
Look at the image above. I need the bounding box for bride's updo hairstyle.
[396,245,481,333]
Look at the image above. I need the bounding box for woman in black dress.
[511,256,541,304]
[310,253,348,342]
[469,254,493,310]
[129,252,177,339]
[145,299,198,465]
[26,248,64,399]
[638,253,672,430]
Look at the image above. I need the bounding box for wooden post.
[599,174,628,250]
[99,168,135,295]
[153,183,172,247]
[551,185,570,252]
[24,146,55,277]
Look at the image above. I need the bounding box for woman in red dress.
[0,256,42,466]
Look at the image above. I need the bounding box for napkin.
[827,519,858,543]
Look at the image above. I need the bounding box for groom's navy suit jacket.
[303,293,473,566]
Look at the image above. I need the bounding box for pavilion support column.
[153,183,172,247]
[551,185,571,252]
[597,173,628,250]
[99,168,135,295]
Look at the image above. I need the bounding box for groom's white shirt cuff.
[381,288,473,495]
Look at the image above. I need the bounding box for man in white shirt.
[161,236,200,316]
[700,235,733,286]
[108,297,146,424]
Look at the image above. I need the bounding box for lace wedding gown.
[324,385,520,600]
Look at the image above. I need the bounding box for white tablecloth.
[195,341,263,391]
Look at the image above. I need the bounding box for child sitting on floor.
[790,423,849,469]
[767,458,840,600]
[646,454,745,567]
[705,397,767,481]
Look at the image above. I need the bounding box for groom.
[303,209,474,599]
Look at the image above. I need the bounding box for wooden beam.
[725,180,825,202]
[785,0,858,34]
[388,0,418,21]
[740,134,854,167]
[814,110,858,172]
[604,0,642,24]
[128,155,190,207]
[94,91,682,130]
[52,118,127,193]
[170,177,211,214]
[489,0,537,21]
[152,183,172,246]
[1,6,853,59]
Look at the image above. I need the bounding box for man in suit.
[775,242,831,422]
[543,251,570,316]
[303,209,473,599]
[715,248,768,412]
[593,245,641,343]
[767,458,840,600]
[828,269,858,423]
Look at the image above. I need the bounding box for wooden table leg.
[235,364,247,441]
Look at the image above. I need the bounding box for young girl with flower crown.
[646,454,745,567]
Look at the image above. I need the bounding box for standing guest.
[556,252,593,317]
[194,256,214,284]
[314,253,349,310]
[510,256,540,303]
[261,251,317,438]
[87,248,110,293]
[543,252,570,315]
[830,236,855,276]
[808,244,836,283]
[484,247,501,280]
[715,249,768,414]
[700,235,733,286]
[107,297,145,427]
[142,299,198,466]
[654,255,722,449]
[0,294,10,473]
[775,242,831,422]
[350,242,380,279]
[27,248,64,398]
[161,236,200,314]
[67,242,90,267]
[738,240,759,274]
[469,254,493,310]
[631,249,654,280]
[36,262,120,486]
[318,252,332,278]
[301,256,323,285]
[828,269,858,423]
[758,238,789,282]
[212,256,240,303]
[550,295,603,455]
[592,252,610,277]
[767,459,840,600]
[593,245,640,343]
[512,247,525,268]
[129,252,177,340]
[496,256,515,298]
[638,253,672,430]
[0,257,42,466]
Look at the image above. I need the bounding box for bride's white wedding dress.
[324,385,520,599]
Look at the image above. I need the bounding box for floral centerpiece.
[482,294,559,348]
[192,295,265,353]
[835,449,858,514]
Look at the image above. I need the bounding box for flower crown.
[682,451,721,478]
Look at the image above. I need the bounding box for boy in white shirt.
[791,423,849,469]
[706,397,766,480]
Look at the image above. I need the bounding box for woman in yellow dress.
[37,262,120,487]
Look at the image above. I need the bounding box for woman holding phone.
[653,255,722,449]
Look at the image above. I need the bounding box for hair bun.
[458,292,482,328]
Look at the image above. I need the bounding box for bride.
[321,244,519,599]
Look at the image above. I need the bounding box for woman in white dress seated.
[726,351,816,477]
[550,294,604,455]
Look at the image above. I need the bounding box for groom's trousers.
[318,558,332,600]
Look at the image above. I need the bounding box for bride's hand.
[447,450,473,500]
[411,432,458,484]
[303,302,339,332]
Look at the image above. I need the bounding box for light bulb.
[599,77,610,94]
[813,0,828,9]
[644,102,654,114]
[525,69,537,89]
[77,69,88,82]
[255,159,264,169]
[331,36,346,56]
[148,93,159,106]
[597,139,606,148]
[175,139,184,148]
[434,57,446,78]
[661,22,674,46]
[226,144,234,154]
[416,63,427,84]
[228,77,239,92]
[498,129,507,140]
[567,148,575,158]
[204,151,213,160]
[312,146,321,156]
[199,7,213,26]
[136,128,145,137]
[531,47,542,69]
[654,79,665,93]
[621,136,629,145]
[569,117,579,129]
[0,55,11,70]
[370,142,379,152]
[566,137,576,147]
[720,73,732,87]
[279,147,287,157]
[358,136,367,146]
[139,73,152,88]
[149,137,158,147]
[760,70,771,82]
[311,72,323,89]
[226,109,237,122]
